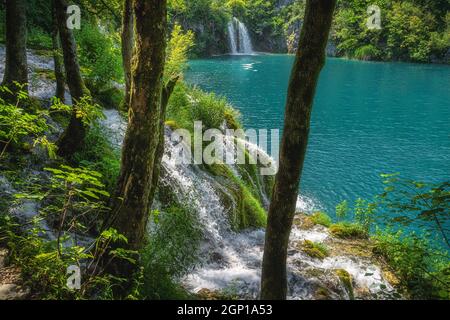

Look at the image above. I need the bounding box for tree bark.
[1,0,28,94]
[148,76,179,203]
[54,0,90,158]
[260,0,336,300]
[121,0,134,110]
[108,0,167,273]
[51,1,66,102]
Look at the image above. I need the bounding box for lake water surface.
[186,55,450,216]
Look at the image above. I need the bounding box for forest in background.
[0,0,449,62]
[0,0,448,301]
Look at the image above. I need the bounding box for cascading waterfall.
[228,17,254,55]
[101,109,397,300]
[0,46,399,300]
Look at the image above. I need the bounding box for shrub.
[28,27,52,50]
[73,124,120,192]
[1,165,134,299]
[166,83,240,135]
[75,23,123,89]
[353,45,381,61]
[0,86,70,159]
[301,240,329,260]
[310,211,332,227]
[140,206,203,299]
[329,222,368,239]
[373,231,450,299]
[335,200,349,221]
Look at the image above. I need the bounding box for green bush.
[27,27,52,50]
[140,206,202,299]
[353,45,381,60]
[301,240,329,260]
[310,211,332,227]
[75,23,123,89]
[0,86,70,159]
[373,231,450,299]
[330,222,368,239]
[166,83,240,134]
[73,124,120,192]
[0,165,135,299]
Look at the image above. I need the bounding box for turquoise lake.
[185,55,450,216]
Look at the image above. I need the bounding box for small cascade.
[227,17,254,55]
[101,110,397,300]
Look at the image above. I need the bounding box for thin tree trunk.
[51,1,66,102]
[108,0,167,276]
[121,0,134,110]
[148,76,179,202]
[260,0,336,300]
[54,0,90,158]
[1,0,28,94]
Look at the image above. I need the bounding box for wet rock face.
[0,45,71,103]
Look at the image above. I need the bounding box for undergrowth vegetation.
[305,174,450,300]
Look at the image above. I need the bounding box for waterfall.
[227,17,254,55]
[227,20,238,55]
[0,44,400,301]
[101,109,397,300]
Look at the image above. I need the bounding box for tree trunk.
[121,0,134,110]
[108,0,167,274]
[54,0,90,158]
[148,76,179,202]
[51,1,66,102]
[1,0,28,94]
[260,0,336,300]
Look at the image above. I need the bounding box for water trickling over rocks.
[1,47,401,300]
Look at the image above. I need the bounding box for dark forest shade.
[1,0,28,93]
[260,0,337,300]
[54,0,90,157]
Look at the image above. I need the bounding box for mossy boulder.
[335,269,354,300]
[330,222,368,239]
[300,240,329,260]
[206,163,267,230]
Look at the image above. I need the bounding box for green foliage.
[373,230,450,299]
[330,222,369,239]
[75,23,123,89]
[334,198,376,233]
[378,173,450,249]
[140,206,202,299]
[335,200,349,221]
[168,0,230,56]
[353,44,381,60]
[73,124,120,192]
[0,85,70,159]
[165,24,195,80]
[28,27,53,51]
[335,269,354,300]
[0,164,136,299]
[332,175,450,299]
[74,95,105,126]
[166,83,239,134]
[333,0,450,62]
[310,211,332,228]
[354,198,377,233]
[18,165,111,238]
[301,240,329,260]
